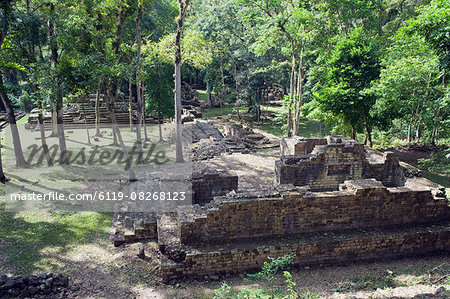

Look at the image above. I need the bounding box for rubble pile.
[181,84,204,123]
[190,119,275,161]
[181,84,203,108]
[0,273,69,298]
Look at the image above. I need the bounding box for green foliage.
[246,253,296,281]
[404,0,450,72]
[150,29,213,68]
[212,254,322,299]
[418,148,450,176]
[313,27,380,134]
[335,272,396,292]
[213,282,237,299]
[283,271,299,299]
[144,59,174,119]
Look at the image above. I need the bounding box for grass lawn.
[202,103,328,138]
[196,89,210,103]
[16,113,29,124]
[0,201,111,274]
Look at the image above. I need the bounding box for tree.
[174,0,190,163]
[135,0,145,163]
[0,0,28,168]
[313,27,381,141]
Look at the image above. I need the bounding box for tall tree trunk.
[56,94,69,164]
[38,104,53,166]
[351,126,356,140]
[82,97,91,144]
[287,50,296,138]
[206,79,212,107]
[142,81,149,142]
[135,3,144,163]
[158,116,164,142]
[109,94,119,146]
[108,87,136,181]
[234,63,240,119]
[365,125,373,147]
[0,5,28,168]
[415,122,421,142]
[129,79,134,131]
[0,76,28,167]
[294,46,304,136]
[174,0,190,163]
[48,3,68,164]
[0,133,6,183]
[95,88,102,137]
[407,122,412,143]
[50,100,58,137]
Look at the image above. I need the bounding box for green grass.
[16,113,29,124]
[0,201,111,274]
[196,89,212,103]
[202,103,328,138]
[202,105,242,119]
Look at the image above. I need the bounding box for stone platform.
[111,135,450,280]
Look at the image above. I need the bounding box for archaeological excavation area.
[112,133,450,280]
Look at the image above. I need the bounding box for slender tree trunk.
[108,87,136,181]
[158,117,164,142]
[129,79,133,131]
[0,132,6,183]
[351,126,356,140]
[95,88,102,137]
[206,79,212,107]
[109,96,118,146]
[38,104,53,166]
[50,100,58,137]
[0,76,28,167]
[135,3,144,163]
[234,63,240,120]
[415,122,421,142]
[407,122,412,143]
[142,81,149,142]
[48,3,68,164]
[82,97,91,144]
[294,46,304,136]
[56,94,69,164]
[287,51,296,138]
[366,125,372,147]
[174,0,190,163]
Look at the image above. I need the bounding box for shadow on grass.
[0,204,112,274]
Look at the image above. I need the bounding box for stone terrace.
[112,135,450,280]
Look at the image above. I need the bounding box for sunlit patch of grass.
[16,113,29,124]
[196,90,214,103]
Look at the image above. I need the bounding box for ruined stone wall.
[365,152,406,187]
[180,179,449,244]
[162,223,450,278]
[276,137,406,191]
[276,142,366,191]
[280,136,328,156]
[192,170,238,205]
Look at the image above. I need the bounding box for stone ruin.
[25,83,202,129]
[190,119,275,161]
[112,135,449,280]
[25,93,141,130]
